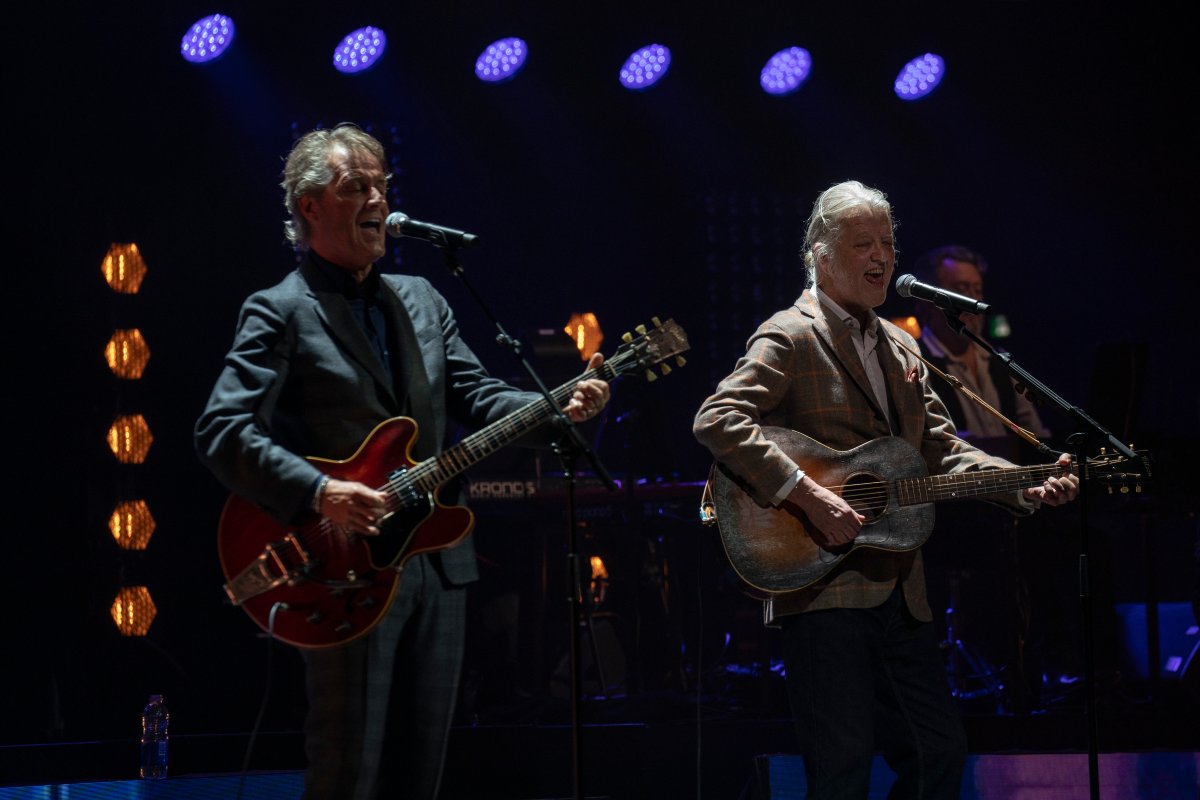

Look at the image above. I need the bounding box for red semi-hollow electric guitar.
[217,318,689,649]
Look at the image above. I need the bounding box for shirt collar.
[813,285,880,336]
[309,251,380,301]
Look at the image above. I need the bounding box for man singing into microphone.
[194,123,610,800]
[693,180,1078,800]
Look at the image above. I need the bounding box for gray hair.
[281,123,388,250]
[801,180,894,288]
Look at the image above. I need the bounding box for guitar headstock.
[1086,448,1153,494]
[607,317,690,382]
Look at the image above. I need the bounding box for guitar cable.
[236,600,288,800]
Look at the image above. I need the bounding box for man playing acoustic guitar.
[195,123,610,800]
[693,180,1078,800]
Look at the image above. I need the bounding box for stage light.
[590,555,609,607]
[108,500,156,550]
[619,44,671,90]
[760,47,812,96]
[988,314,1011,339]
[101,243,147,294]
[107,414,154,464]
[564,312,604,361]
[894,53,945,101]
[180,13,235,64]
[475,36,528,83]
[104,329,151,380]
[890,316,922,339]
[334,25,387,74]
[111,586,157,637]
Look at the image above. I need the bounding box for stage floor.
[2,752,1199,800]
[2,695,1198,800]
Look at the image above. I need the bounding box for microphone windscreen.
[894,273,917,298]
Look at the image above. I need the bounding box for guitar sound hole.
[844,473,887,521]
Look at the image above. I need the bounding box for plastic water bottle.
[139,694,169,779]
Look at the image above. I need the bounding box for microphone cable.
[236,601,288,800]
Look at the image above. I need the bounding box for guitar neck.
[404,367,604,494]
[897,461,1072,506]
[386,317,687,497]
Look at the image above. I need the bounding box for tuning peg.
[659,364,672,375]
[675,355,686,367]
[651,316,662,327]
[622,332,632,343]
[635,324,647,335]
[644,370,658,382]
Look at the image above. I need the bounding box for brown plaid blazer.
[693,290,1028,622]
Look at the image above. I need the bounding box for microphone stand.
[940,310,1145,800]
[436,245,617,800]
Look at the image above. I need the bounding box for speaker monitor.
[1113,601,1199,683]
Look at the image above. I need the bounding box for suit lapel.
[879,325,923,440]
[800,293,888,423]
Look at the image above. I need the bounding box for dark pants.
[301,554,468,800]
[779,585,967,800]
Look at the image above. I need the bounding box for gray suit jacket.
[195,254,542,584]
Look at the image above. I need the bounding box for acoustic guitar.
[710,427,1148,594]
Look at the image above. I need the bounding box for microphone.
[385,212,479,249]
[895,273,990,315]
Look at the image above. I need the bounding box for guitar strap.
[883,329,1046,450]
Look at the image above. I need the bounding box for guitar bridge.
[223,534,314,606]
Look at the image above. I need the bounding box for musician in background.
[194,123,609,800]
[693,180,1078,800]
[909,244,1050,459]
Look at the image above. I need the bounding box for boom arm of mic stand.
[437,247,618,492]
[943,313,1141,464]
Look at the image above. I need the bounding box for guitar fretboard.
[896,462,1074,506]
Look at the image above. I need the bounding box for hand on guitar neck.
[1020,451,1079,506]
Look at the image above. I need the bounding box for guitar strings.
[293,360,620,555]
[394,357,625,495]
[824,461,1089,508]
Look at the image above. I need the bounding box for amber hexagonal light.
[104,329,151,379]
[101,243,148,294]
[563,312,603,361]
[107,414,154,464]
[111,586,157,636]
[890,315,922,339]
[108,500,156,550]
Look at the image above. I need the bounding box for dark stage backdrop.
[6,2,1196,751]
